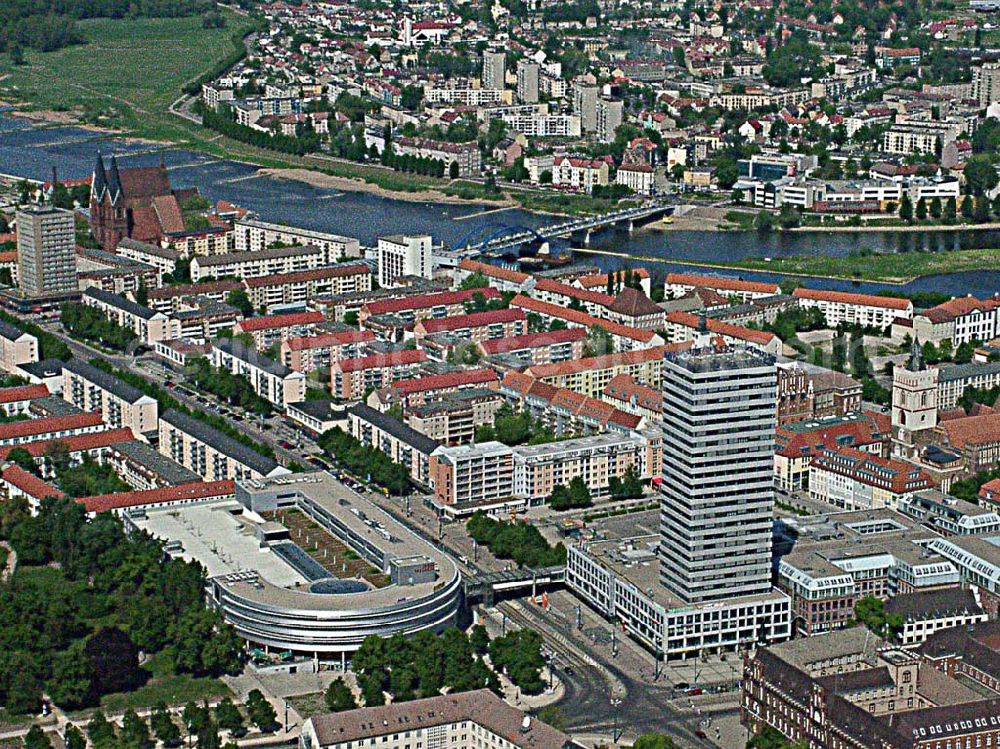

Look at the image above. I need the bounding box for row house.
[900,295,1000,346]
[524,346,675,399]
[452,260,532,295]
[0,384,50,417]
[0,412,105,448]
[663,311,782,355]
[388,369,499,409]
[146,280,243,314]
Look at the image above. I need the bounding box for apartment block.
[16,205,77,299]
[792,288,913,328]
[245,265,372,312]
[478,328,586,367]
[190,245,325,282]
[405,388,504,446]
[211,338,306,409]
[0,412,105,448]
[331,350,428,400]
[510,295,664,352]
[809,446,933,510]
[233,217,360,259]
[389,368,499,408]
[63,359,159,438]
[523,346,672,398]
[359,288,501,328]
[377,234,432,287]
[664,273,781,302]
[347,404,438,487]
[412,309,526,344]
[158,409,287,481]
[115,238,180,277]
[281,329,376,374]
[82,287,180,345]
[234,310,325,350]
[0,320,39,373]
[0,384,50,416]
[430,441,515,506]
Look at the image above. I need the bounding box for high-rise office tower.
[573,84,598,133]
[659,337,776,605]
[516,60,539,104]
[482,50,506,91]
[16,204,77,298]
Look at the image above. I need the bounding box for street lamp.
[611,698,623,743]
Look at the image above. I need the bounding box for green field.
[713,247,1000,284]
[0,15,252,140]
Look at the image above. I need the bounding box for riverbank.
[574,245,1000,285]
[790,221,1000,233]
[260,168,515,207]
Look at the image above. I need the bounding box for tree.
[87,713,116,749]
[898,193,913,222]
[944,196,957,224]
[6,446,38,476]
[449,161,460,179]
[151,705,182,747]
[121,710,151,749]
[964,154,999,196]
[135,281,149,307]
[245,690,278,732]
[9,44,25,66]
[470,624,490,655]
[976,195,992,223]
[47,644,93,709]
[777,204,801,230]
[915,197,927,221]
[226,289,253,317]
[930,196,942,219]
[854,595,902,640]
[962,194,974,219]
[64,725,86,749]
[489,629,546,695]
[324,679,357,713]
[754,211,774,233]
[23,727,49,749]
[632,735,680,749]
[215,698,245,735]
[84,627,145,699]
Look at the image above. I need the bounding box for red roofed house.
[664,311,781,354]
[809,446,932,510]
[454,260,531,294]
[80,480,236,515]
[1,464,64,512]
[904,295,1000,346]
[413,309,526,343]
[774,412,890,491]
[360,288,501,326]
[552,156,610,193]
[477,328,586,367]
[605,287,666,331]
[937,412,1000,474]
[281,329,376,374]
[665,273,781,302]
[602,373,663,420]
[390,369,499,408]
[0,412,105,448]
[0,384,49,416]
[793,288,913,329]
[0,427,136,476]
[331,349,428,400]
[509,295,665,352]
[234,310,325,349]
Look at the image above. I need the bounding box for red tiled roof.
[775,415,886,458]
[0,412,104,442]
[0,428,135,459]
[237,311,324,332]
[576,269,650,290]
[940,412,1000,449]
[81,480,235,514]
[534,278,615,307]
[148,280,243,299]
[365,288,500,316]
[457,260,529,285]
[1,465,64,501]
[478,328,586,354]
[603,373,663,413]
[336,349,427,373]
[244,265,370,287]
[666,311,778,347]
[284,330,375,351]
[391,368,498,395]
[665,272,780,295]
[793,288,913,311]
[509,296,658,343]
[980,478,1000,503]
[525,344,686,379]
[921,296,999,324]
[416,309,525,335]
[0,384,49,405]
[500,371,643,430]
[810,446,931,494]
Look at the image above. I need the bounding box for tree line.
[467,512,566,568]
[0,496,242,714]
[201,105,322,157]
[61,302,137,352]
[317,426,412,495]
[187,356,273,416]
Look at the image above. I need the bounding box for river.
[3,112,1000,297]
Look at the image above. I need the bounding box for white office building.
[377,234,432,287]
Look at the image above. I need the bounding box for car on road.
[307,456,330,469]
[694,729,707,739]
[674,682,690,691]
[563,666,574,676]
[278,439,293,449]
[687,687,703,696]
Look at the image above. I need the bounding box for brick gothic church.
[89,152,198,251]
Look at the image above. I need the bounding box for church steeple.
[107,154,123,205]
[92,152,107,201]
[907,337,925,372]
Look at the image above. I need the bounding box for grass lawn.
[287,692,327,718]
[0,14,252,142]
[713,247,1000,284]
